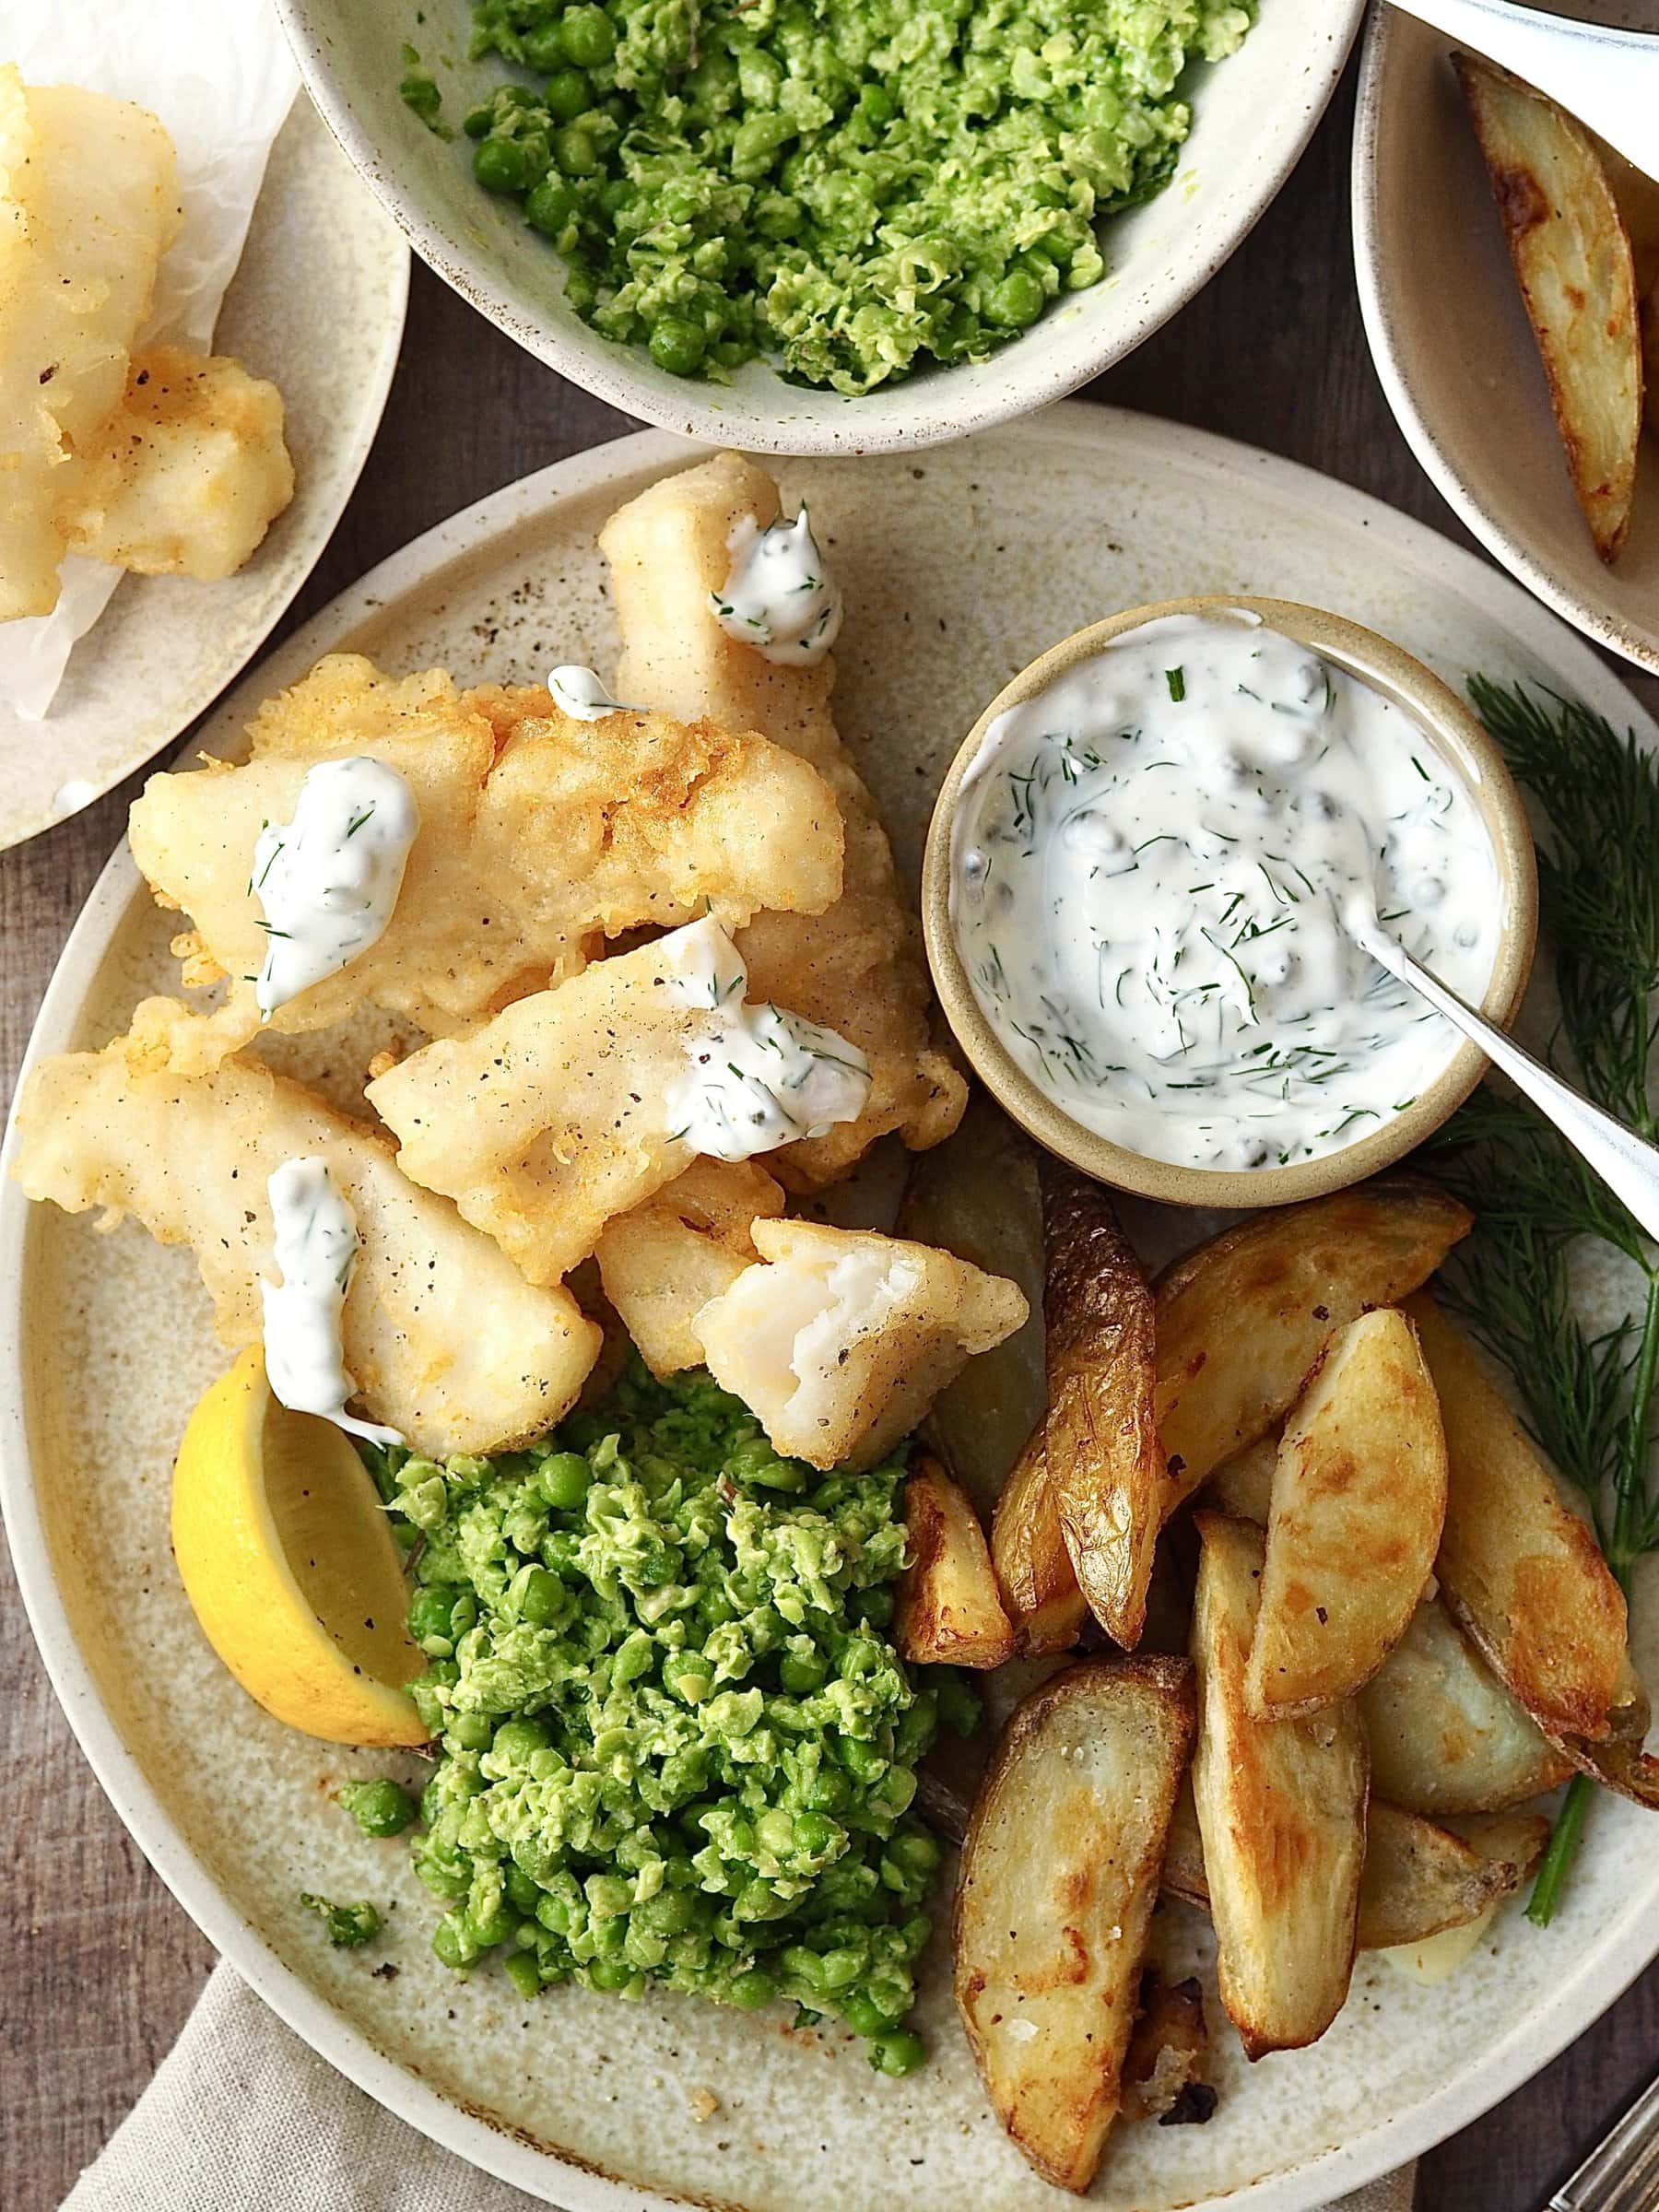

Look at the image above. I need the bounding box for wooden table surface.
[5,53,1657,2212]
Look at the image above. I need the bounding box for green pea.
[432,1913,477,1970]
[518,1563,563,1623]
[987,267,1045,329]
[819,1946,862,1990]
[468,1900,516,1948]
[338,1778,416,1839]
[649,317,706,377]
[588,1954,637,1992]
[463,101,495,140]
[559,5,616,66]
[858,82,895,126]
[504,1949,543,1999]
[888,1829,940,1877]
[756,1808,795,1856]
[868,2029,925,2077]
[505,1864,542,1914]
[408,1585,455,1641]
[727,1435,777,1479]
[542,67,591,123]
[726,1967,776,2010]
[664,1649,713,1703]
[731,113,793,182]
[540,1451,591,1512]
[840,1991,899,2037]
[473,136,534,194]
[802,1764,848,1813]
[448,1710,495,1753]
[793,1809,834,1855]
[542,1527,583,1580]
[779,1650,826,1694]
[521,21,569,71]
[840,1735,886,1782]
[585,1873,633,1918]
[491,1716,551,1766]
[554,124,601,178]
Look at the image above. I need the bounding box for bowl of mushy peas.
[276,0,1364,453]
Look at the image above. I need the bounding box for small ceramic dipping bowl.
[921,594,1539,1211]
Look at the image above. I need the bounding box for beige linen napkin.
[63,1960,1417,2211]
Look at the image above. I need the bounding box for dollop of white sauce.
[253,758,419,1018]
[711,507,843,666]
[261,1157,402,1446]
[660,916,871,1160]
[949,611,1501,1171]
[546,664,641,721]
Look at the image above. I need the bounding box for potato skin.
[896,1451,1018,1669]
[955,1654,1194,2193]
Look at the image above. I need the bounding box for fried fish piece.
[129,653,845,1068]
[0,66,179,619]
[369,918,868,1287]
[57,344,293,582]
[600,449,965,1185]
[11,998,599,1460]
[691,1218,1029,1471]
[594,1157,785,1378]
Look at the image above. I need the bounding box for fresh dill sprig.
[1430,677,1659,1924]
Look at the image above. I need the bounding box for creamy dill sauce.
[546,664,641,721]
[660,917,871,1160]
[261,1157,402,1445]
[950,612,1501,1171]
[711,507,843,666]
[253,759,419,1018]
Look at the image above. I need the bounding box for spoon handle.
[1374,937,1659,1245]
[1387,0,1659,179]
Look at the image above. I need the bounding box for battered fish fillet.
[128,653,844,1070]
[600,450,965,1186]
[57,344,294,581]
[0,66,179,619]
[594,1158,785,1378]
[11,998,600,1460]
[691,1219,1029,1472]
[368,918,855,1288]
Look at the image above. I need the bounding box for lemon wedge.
[171,1345,429,1746]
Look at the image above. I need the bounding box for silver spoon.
[1385,0,1659,179]
[1348,903,1659,1243]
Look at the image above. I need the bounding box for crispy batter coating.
[128,652,845,1069]
[10,998,599,1459]
[600,449,965,1185]
[594,1158,785,1378]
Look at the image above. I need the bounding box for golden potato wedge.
[1358,1597,1571,1814]
[1156,1180,1471,1513]
[990,1428,1088,1655]
[1408,1295,1631,1747]
[955,1655,1194,2193]
[1247,1310,1447,1719]
[1455,53,1642,564]
[897,1096,1046,1523]
[1357,1800,1538,1951]
[1190,1514,1367,2057]
[897,1451,1018,1670]
[1645,279,1659,439]
[1552,1659,1659,1808]
[1123,1971,1213,2126]
[1040,1165,1165,1649]
[1206,1433,1277,1524]
[1165,1783,1544,1951]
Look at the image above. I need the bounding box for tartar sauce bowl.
[921,596,1538,1212]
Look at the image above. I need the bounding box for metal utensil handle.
[1547,2071,1659,2212]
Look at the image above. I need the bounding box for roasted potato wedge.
[955,1655,1194,2193]
[1358,1597,1571,1814]
[990,1428,1088,1655]
[1190,1514,1367,2056]
[1645,280,1659,439]
[1247,1310,1447,1718]
[1156,1180,1471,1514]
[1163,1782,1544,1950]
[1455,52,1643,564]
[1408,1295,1632,1747]
[1206,1433,1277,1524]
[897,1096,1046,1523]
[1041,1166,1165,1649]
[1123,1971,1213,2126]
[897,1451,1018,1669]
[1552,1658,1659,1808]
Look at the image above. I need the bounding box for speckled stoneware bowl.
[275,0,1363,454]
[1354,3,1659,675]
[0,96,408,852]
[5,408,1658,2212]
[921,594,1539,1211]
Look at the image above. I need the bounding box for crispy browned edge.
[896,1449,1018,1669]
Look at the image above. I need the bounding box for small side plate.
[0,93,409,852]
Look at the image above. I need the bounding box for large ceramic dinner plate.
[1353,2,1659,677]
[5,406,1658,2212]
[0,95,408,853]
[278,0,1362,454]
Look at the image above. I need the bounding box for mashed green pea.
[437,0,1253,393]
[373,1360,976,2062]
